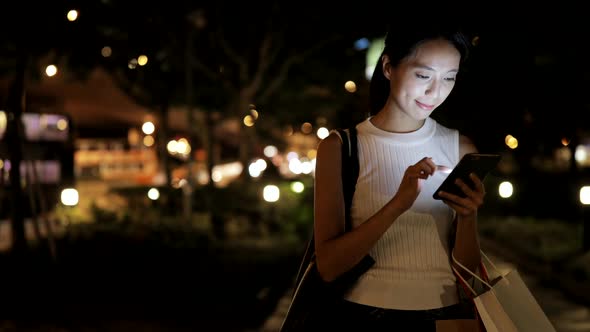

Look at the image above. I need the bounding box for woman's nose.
[425,81,440,97]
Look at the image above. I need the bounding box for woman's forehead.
[403,39,461,70]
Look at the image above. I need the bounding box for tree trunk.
[183,27,196,222]
[157,100,173,214]
[6,52,28,255]
[234,96,255,182]
[205,111,226,239]
[239,129,252,180]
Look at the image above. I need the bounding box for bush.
[479,215,582,262]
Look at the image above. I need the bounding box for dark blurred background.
[0,1,589,331]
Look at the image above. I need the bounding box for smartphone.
[433,153,501,200]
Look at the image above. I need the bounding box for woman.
[313,22,484,330]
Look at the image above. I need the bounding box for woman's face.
[384,38,461,121]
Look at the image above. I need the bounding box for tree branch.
[112,69,153,108]
[190,57,236,94]
[258,35,341,103]
[244,32,275,98]
[216,28,249,84]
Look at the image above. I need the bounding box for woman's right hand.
[391,157,437,211]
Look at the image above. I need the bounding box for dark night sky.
[0,2,588,152]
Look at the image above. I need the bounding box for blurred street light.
[101,46,112,57]
[317,127,329,139]
[243,115,254,127]
[263,185,279,203]
[60,188,79,206]
[66,10,78,22]
[499,181,514,198]
[45,65,57,77]
[143,135,154,147]
[263,145,278,158]
[581,186,590,205]
[138,55,148,66]
[128,58,138,69]
[142,121,155,135]
[148,188,160,201]
[581,186,590,252]
[290,181,304,193]
[248,158,267,178]
[301,122,312,134]
[344,80,357,93]
[505,134,518,149]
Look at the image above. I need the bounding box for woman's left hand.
[436,173,485,219]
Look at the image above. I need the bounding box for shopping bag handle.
[480,250,501,276]
[452,250,493,296]
[453,249,500,283]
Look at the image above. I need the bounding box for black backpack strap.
[335,127,358,232]
[293,126,361,287]
[325,126,374,291]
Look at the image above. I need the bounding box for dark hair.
[368,22,471,115]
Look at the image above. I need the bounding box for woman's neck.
[370,110,425,133]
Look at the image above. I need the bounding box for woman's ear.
[381,54,392,80]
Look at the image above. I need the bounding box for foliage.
[564,251,590,282]
[82,176,314,241]
[0,1,385,135]
[479,215,582,262]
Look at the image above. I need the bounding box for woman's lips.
[415,100,434,111]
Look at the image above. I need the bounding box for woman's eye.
[416,73,430,79]
[444,76,456,82]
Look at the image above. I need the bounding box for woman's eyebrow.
[414,63,458,73]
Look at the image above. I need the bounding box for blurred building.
[0,68,160,186]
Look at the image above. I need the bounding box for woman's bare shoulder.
[317,131,343,155]
[459,134,478,157]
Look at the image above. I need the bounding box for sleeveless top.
[343,116,460,310]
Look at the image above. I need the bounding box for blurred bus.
[0,110,78,219]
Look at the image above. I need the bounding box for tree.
[1,0,387,238]
[61,1,380,224]
[0,2,73,255]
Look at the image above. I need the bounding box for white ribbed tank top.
[343,116,460,310]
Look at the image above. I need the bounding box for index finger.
[420,157,437,174]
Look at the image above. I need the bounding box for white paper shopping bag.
[473,288,518,332]
[490,268,556,332]
[452,250,556,332]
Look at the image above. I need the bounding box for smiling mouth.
[415,100,434,110]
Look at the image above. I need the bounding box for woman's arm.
[439,134,483,276]
[314,132,437,282]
